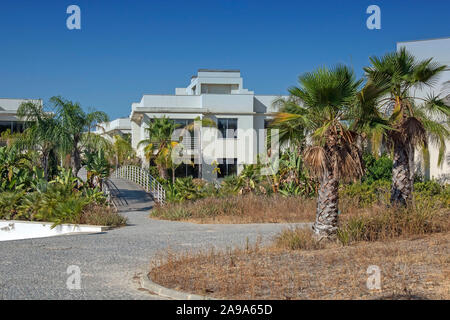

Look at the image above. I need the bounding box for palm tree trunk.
[72,149,82,177]
[158,165,168,180]
[409,144,415,185]
[312,165,339,238]
[42,151,50,181]
[172,168,175,184]
[391,141,412,206]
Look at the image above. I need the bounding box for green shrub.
[0,191,26,220]
[340,180,391,208]
[414,180,443,196]
[362,153,392,184]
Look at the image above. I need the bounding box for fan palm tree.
[364,48,449,206]
[273,65,381,238]
[50,96,109,177]
[137,116,180,179]
[17,101,59,180]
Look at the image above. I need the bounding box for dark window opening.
[217,158,237,178]
[217,118,237,139]
[172,157,199,179]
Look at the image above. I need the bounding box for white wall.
[397,38,450,182]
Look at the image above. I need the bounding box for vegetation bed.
[150,232,449,300]
[151,194,315,223]
[149,203,449,299]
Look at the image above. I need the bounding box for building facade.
[129,69,286,181]
[397,37,450,182]
[94,117,132,143]
[0,98,42,134]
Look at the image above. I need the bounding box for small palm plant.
[364,48,449,206]
[138,116,181,180]
[273,65,379,238]
[84,149,111,190]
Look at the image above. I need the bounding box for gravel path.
[0,177,310,299]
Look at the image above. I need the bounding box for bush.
[0,185,126,227]
[337,204,449,245]
[79,204,127,227]
[362,153,392,184]
[414,180,443,196]
[340,180,391,208]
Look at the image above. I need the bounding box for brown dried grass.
[151,194,316,224]
[149,232,450,300]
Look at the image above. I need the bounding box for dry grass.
[150,203,450,299]
[149,232,450,300]
[151,194,316,223]
[78,204,128,227]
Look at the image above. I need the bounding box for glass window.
[217,158,237,178]
[173,157,199,179]
[217,118,237,138]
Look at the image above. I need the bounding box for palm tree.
[112,134,135,168]
[17,101,59,180]
[273,65,376,238]
[50,96,109,177]
[364,48,449,206]
[137,116,180,180]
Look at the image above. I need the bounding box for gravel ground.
[0,177,310,300]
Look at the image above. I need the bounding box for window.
[217,158,237,178]
[173,157,199,178]
[173,119,193,128]
[201,84,232,94]
[217,118,237,138]
[173,119,194,149]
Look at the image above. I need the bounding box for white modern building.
[94,117,132,142]
[130,69,286,180]
[0,98,42,135]
[397,37,450,182]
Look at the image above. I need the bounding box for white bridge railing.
[114,165,166,204]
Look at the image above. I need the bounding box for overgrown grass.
[274,227,324,250]
[151,194,315,223]
[78,204,127,227]
[149,181,450,299]
[149,232,450,299]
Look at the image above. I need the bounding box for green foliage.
[340,179,450,209]
[165,177,217,202]
[337,203,448,245]
[0,146,33,191]
[413,180,443,196]
[340,180,391,207]
[84,149,111,188]
[362,153,393,184]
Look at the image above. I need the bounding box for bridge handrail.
[114,165,166,204]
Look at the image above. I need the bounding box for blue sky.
[1,0,449,119]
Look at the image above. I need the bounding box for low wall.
[0,220,109,242]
